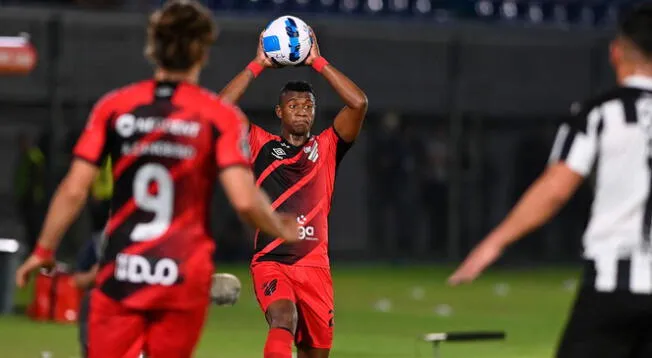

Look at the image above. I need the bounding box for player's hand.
[278,213,301,243]
[15,254,52,288]
[302,27,321,66]
[447,240,504,286]
[255,32,279,69]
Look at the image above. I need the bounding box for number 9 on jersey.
[131,163,174,242]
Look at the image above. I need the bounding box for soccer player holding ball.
[15,1,300,357]
[219,21,368,358]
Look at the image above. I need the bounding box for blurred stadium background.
[0,0,635,357]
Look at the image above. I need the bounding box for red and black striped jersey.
[74,80,250,310]
[249,124,352,268]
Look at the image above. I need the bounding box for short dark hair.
[146,0,217,71]
[619,3,652,57]
[279,81,315,104]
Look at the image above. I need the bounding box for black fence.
[0,6,616,264]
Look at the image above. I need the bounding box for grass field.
[0,265,581,358]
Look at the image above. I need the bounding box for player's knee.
[266,300,298,331]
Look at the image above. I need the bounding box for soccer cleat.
[210,273,241,306]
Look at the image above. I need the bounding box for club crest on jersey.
[304,141,319,163]
[272,147,287,160]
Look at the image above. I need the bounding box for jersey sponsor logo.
[272,147,287,160]
[263,279,278,296]
[297,215,318,241]
[115,113,200,139]
[114,253,179,286]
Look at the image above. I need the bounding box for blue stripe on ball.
[262,36,281,52]
[284,18,301,63]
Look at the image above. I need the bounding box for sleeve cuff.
[73,154,101,167]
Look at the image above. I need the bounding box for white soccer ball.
[262,15,312,66]
[210,273,241,306]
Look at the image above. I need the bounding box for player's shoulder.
[314,125,346,144]
[567,86,647,132]
[183,84,221,104]
[94,80,154,109]
[314,126,335,139]
[200,94,249,131]
[575,86,644,116]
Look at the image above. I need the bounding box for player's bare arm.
[448,163,584,285]
[220,166,299,243]
[219,33,276,104]
[16,159,99,288]
[304,29,368,143]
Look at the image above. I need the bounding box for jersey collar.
[624,75,652,90]
[281,134,313,149]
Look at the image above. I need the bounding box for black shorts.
[556,286,652,358]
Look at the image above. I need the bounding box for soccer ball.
[210,273,241,306]
[262,15,312,66]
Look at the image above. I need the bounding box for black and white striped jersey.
[549,76,652,294]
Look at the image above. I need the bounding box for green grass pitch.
[0,265,580,358]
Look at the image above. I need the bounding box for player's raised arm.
[305,29,368,143]
[219,33,277,104]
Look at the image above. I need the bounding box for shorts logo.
[263,279,278,296]
[328,309,334,327]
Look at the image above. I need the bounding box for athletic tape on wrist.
[247,61,264,78]
[34,244,54,261]
[312,57,329,73]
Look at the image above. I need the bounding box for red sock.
[264,327,294,358]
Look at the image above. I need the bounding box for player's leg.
[265,299,299,358]
[555,288,638,358]
[88,289,146,358]
[143,302,209,358]
[293,267,334,358]
[252,262,298,358]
